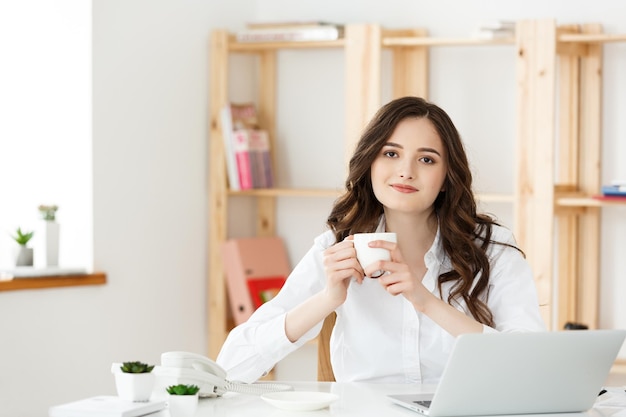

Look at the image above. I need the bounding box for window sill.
[0,272,106,292]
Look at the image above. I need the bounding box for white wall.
[1,1,625,415]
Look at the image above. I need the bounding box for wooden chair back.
[317,312,337,381]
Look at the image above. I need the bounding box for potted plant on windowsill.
[166,384,200,417]
[113,361,156,402]
[11,227,34,266]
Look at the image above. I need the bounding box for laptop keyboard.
[413,400,432,408]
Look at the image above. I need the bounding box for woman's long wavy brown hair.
[327,96,518,326]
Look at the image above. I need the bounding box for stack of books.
[220,103,274,190]
[595,180,626,201]
[471,21,515,40]
[236,21,344,43]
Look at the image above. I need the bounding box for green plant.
[166,384,200,395]
[11,228,34,247]
[38,204,58,221]
[120,361,155,373]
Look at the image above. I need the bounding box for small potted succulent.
[114,361,156,402]
[11,227,34,266]
[166,384,200,417]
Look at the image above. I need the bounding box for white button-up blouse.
[216,222,547,384]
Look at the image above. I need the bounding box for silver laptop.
[388,329,626,416]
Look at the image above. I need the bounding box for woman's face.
[370,117,448,216]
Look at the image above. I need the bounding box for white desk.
[146,381,625,417]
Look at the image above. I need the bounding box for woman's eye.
[383,150,398,158]
[420,156,434,164]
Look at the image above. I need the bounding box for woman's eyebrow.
[384,142,442,157]
[417,147,442,157]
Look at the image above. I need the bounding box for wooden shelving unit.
[208,25,391,358]
[207,20,626,360]
[515,19,626,331]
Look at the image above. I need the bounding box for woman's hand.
[364,240,484,336]
[322,236,364,307]
[363,239,436,311]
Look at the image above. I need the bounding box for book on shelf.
[236,22,344,43]
[231,128,274,190]
[221,236,290,325]
[593,194,626,202]
[220,102,261,191]
[246,20,341,29]
[471,20,515,40]
[232,129,254,190]
[477,20,516,31]
[248,129,274,188]
[601,184,626,197]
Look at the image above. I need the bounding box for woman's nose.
[398,159,415,179]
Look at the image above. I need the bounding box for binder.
[221,237,290,325]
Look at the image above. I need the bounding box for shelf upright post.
[515,19,558,329]
[257,49,277,237]
[387,28,429,100]
[208,29,231,359]
[575,23,603,328]
[344,24,382,161]
[555,24,583,328]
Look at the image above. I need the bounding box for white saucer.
[261,391,339,411]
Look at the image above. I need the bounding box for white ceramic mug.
[353,232,397,278]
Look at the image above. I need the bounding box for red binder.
[221,237,290,325]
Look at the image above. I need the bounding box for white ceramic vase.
[34,220,60,267]
[43,221,60,266]
[168,394,199,417]
[114,372,155,402]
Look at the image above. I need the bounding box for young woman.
[216,96,546,384]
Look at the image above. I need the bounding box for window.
[0,1,92,269]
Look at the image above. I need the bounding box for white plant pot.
[168,394,199,417]
[114,372,155,402]
[14,247,33,266]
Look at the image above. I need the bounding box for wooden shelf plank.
[228,38,345,52]
[557,197,626,207]
[228,188,342,197]
[559,33,626,43]
[0,272,107,292]
[383,37,515,47]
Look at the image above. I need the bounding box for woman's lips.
[391,184,418,193]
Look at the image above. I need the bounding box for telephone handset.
[156,351,292,398]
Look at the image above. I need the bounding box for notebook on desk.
[388,329,626,416]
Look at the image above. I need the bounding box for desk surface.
[147,381,625,417]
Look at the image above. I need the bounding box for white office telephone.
[154,351,292,398]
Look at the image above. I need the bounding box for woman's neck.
[384,210,438,267]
